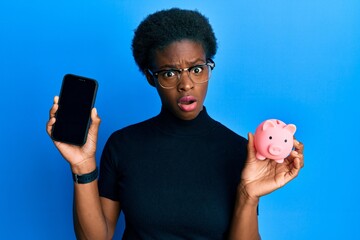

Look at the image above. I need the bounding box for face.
[146,40,209,120]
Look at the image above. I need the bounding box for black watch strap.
[72,167,98,184]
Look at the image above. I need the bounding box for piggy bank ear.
[262,120,276,131]
[284,124,297,134]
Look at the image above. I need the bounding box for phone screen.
[51,74,98,146]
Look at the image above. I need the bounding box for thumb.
[247,132,257,160]
[88,108,101,138]
[91,107,100,123]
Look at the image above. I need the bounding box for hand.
[46,96,101,172]
[239,133,304,201]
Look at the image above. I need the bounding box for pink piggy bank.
[254,119,296,163]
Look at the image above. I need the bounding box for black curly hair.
[131,8,217,72]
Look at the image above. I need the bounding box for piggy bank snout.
[268,144,283,156]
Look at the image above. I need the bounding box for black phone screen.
[51,74,98,146]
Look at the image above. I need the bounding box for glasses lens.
[189,64,211,84]
[157,70,179,88]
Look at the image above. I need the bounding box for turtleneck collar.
[152,106,217,136]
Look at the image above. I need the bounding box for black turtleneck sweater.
[99,107,248,239]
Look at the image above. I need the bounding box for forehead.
[153,40,206,68]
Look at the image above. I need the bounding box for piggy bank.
[254,119,296,163]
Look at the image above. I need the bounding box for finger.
[46,116,56,136]
[289,149,304,168]
[47,96,59,136]
[298,153,304,168]
[247,132,257,160]
[293,139,304,168]
[293,139,304,154]
[285,157,302,183]
[49,96,59,119]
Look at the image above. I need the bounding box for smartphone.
[51,74,98,146]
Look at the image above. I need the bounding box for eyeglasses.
[148,59,215,89]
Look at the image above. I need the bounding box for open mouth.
[178,96,197,112]
[179,96,196,104]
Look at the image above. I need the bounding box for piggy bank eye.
[284,139,288,143]
[269,136,273,140]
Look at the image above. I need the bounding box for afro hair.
[131,8,217,72]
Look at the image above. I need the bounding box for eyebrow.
[157,58,206,70]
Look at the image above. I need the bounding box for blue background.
[1,0,359,239]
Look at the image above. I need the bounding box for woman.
[47,8,304,240]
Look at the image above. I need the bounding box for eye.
[284,139,288,143]
[161,70,177,79]
[190,65,204,75]
[269,136,272,140]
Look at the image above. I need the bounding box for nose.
[177,70,194,91]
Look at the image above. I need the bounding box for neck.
[153,106,215,136]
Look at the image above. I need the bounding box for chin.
[178,109,202,121]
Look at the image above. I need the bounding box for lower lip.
[178,101,198,112]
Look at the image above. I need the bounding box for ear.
[284,124,297,134]
[144,70,156,87]
[262,120,276,131]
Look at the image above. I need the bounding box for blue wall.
[1,0,359,239]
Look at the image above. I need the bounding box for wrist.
[237,183,260,207]
[70,158,96,175]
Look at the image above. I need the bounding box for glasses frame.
[148,58,215,89]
